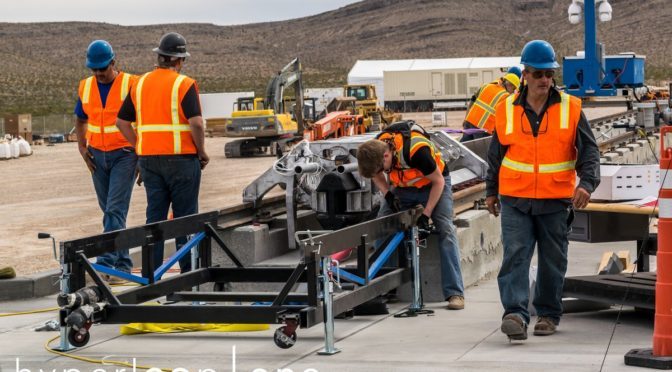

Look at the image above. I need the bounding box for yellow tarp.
[120,323,269,335]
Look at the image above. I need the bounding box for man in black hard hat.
[116,32,209,276]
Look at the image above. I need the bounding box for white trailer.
[348,57,521,112]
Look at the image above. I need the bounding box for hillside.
[0,0,670,115]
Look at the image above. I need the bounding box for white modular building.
[348,57,522,112]
[347,60,416,107]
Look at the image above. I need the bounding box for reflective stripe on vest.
[505,92,571,134]
[120,73,131,101]
[475,89,508,129]
[502,157,576,174]
[87,125,119,134]
[135,73,150,155]
[560,92,569,129]
[135,72,191,155]
[505,94,515,135]
[81,77,94,104]
[171,75,188,154]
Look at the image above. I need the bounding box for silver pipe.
[294,162,321,174]
[410,226,421,311]
[336,163,358,174]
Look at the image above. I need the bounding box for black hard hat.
[153,32,190,58]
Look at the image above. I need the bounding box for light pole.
[565,0,614,96]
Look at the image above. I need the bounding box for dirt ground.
[0,107,624,276]
[0,137,284,275]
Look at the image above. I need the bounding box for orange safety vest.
[78,72,136,151]
[495,91,582,199]
[377,131,445,188]
[130,69,198,156]
[465,82,509,134]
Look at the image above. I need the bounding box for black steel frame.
[60,208,419,331]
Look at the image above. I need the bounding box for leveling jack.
[395,227,434,318]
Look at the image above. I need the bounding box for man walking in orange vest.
[485,40,600,341]
[75,40,138,281]
[116,32,209,274]
[357,121,465,310]
[460,71,520,142]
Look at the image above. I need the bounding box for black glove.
[385,191,401,212]
[417,214,431,231]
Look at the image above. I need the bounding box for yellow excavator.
[224,58,309,158]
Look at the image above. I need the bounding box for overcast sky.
[0,0,362,25]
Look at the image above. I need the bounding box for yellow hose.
[45,335,172,372]
[0,307,58,317]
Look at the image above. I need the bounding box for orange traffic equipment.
[625,126,672,368]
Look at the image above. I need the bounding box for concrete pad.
[0,237,658,372]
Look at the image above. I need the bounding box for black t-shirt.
[408,146,438,176]
[117,84,202,122]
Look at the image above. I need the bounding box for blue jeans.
[89,146,137,273]
[379,175,465,299]
[138,155,201,274]
[498,201,571,324]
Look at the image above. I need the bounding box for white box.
[591,164,660,201]
[431,111,447,126]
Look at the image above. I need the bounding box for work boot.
[103,274,129,286]
[446,295,465,310]
[533,317,558,336]
[501,313,528,341]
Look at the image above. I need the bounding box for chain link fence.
[0,114,76,137]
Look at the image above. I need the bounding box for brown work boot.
[446,295,465,310]
[501,313,528,341]
[103,274,129,286]
[533,317,557,336]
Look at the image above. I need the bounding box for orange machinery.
[303,111,365,141]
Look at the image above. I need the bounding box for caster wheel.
[273,326,297,349]
[68,328,90,347]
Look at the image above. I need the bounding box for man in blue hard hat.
[74,40,138,283]
[485,40,600,341]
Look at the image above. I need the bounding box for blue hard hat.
[507,66,522,78]
[86,40,115,69]
[520,40,559,70]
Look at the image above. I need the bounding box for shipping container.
[4,114,32,136]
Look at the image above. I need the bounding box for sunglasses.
[91,65,110,72]
[526,69,555,79]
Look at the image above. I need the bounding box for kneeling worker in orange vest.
[485,40,600,341]
[460,72,520,142]
[357,121,465,310]
[116,32,209,275]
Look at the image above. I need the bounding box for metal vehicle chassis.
[58,208,422,351]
